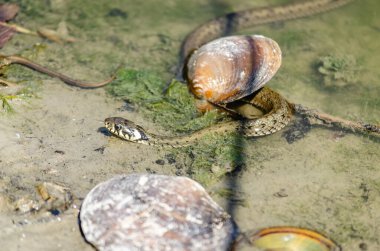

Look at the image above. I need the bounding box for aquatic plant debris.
[37,21,77,44]
[80,174,237,251]
[0,94,17,113]
[0,3,19,21]
[107,68,222,133]
[317,55,359,87]
[0,3,75,46]
[0,3,19,48]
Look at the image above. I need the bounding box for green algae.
[179,132,246,186]
[0,94,16,113]
[107,68,247,186]
[317,54,359,88]
[107,68,221,132]
[0,83,40,114]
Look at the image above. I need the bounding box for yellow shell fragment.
[254,227,340,251]
[235,226,340,251]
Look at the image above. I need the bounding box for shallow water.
[0,0,379,250]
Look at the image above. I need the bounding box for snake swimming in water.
[104,0,358,147]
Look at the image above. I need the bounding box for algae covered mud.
[0,0,379,250]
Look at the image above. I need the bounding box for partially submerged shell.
[233,226,340,251]
[80,174,237,251]
[187,35,281,104]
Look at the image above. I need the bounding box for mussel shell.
[80,174,238,251]
[186,35,281,104]
[234,226,340,251]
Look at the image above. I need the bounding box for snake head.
[104,117,149,143]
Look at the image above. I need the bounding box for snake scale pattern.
[106,0,355,147]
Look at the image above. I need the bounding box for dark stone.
[155,159,165,165]
[107,8,128,19]
[94,146,105,154]
[165,154,176,164]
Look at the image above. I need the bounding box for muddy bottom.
[0,79,184,250]
[0,0,379,250]
[1,71,379,251]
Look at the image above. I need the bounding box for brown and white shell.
[80,174,237,251]
[186,35,281,104]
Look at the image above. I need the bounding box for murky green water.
[2,0,379,249]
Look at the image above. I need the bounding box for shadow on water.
[225,120,248,247]
[182,2,250,246]
[97,127,111,136]
[207,0,233,17]
[283,114,380,144]
[221,117,380,249]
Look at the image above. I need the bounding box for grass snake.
[105,0,356,147]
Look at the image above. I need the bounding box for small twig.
[0,78,18,87]
[292,103,380,136]
[0,21,37,35]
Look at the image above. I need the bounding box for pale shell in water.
[80,174,237,251]
[186,35,281,104]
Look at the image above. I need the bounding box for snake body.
[180,0,354,63]
[106,87,293,147]
[106,0,354,147]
